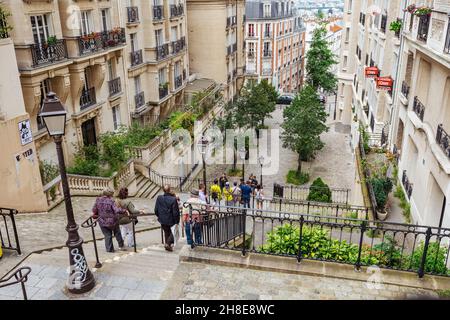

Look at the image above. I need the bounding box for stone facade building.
[244,0,306,93]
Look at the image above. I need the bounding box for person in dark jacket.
[92,188,127,253]
[154,185,180,252]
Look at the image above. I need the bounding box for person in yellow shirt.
[210,179,222,206]
[222,182,233,206]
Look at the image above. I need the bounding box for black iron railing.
[108,77,122,97]
[130,49,143,67]
[436,124,450,160]
[445,18,450,54]
[135,91,145,109]
[171,37,185,54]
[80,87,96,110]
[0,208,21,255]
[170,4,184,18]
[30,39,68,68]
[0,267,31,300]
[101,28,126,48]
[359,12,365,26]
[78,34,103,55]
[358,138,378,218]
[156,43,169,60]
[159,86,169,99]
[417,14,430,42]
[413,96,425,121]
[380,14,387,33]
[402,170,413,199]
[174,75,183,89]
[273,184,350,204]
[186,203,450,278]
[401,81,410,99]
[153,5,164,20]
[127,6,139,24]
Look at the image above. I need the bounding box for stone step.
[135,174,147,188]
[142,183,159,199]
[137,180,153,198]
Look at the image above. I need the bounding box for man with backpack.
[210,179,222,206]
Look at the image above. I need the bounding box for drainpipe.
[387,1,408,152]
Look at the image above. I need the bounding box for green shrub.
[411,242,448,274]
[307,177,332,203]
[99,130,129,172]
[39,160,60,185]
[286,170,309,185]
[371,177,392,210]
[394,184,411,223]
[67,145,102,177]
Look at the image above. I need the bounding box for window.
[155,29,164,46]
[171,26,177,42]
[112,106,120,130]
[264,4,271,18]
[159,68,166,84]
[101,9,111,32]
[80,11,93,36]
[107,59,115,80]
[345,28,350,42]
[134,76,141,94]
[130,33,138,51]
[30,14,53,44]
[343,56,348,68]
[248,24,254,37]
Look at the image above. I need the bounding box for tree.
[305,26,338,93]
[281,85,328,173]
[216,102,238,170]
[258,79,278,127]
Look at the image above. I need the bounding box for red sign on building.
[365,67,379,78]
[376,77,394,91]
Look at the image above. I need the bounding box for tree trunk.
[297,154,302,174]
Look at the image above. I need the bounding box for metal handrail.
[0,267,31,300]
[0,207,21,255]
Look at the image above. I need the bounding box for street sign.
[18,119,33,146]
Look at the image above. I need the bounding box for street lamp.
[39,92,95,294]
[197,135,209,191]
[258,155,265,186]
[239,146,246,181]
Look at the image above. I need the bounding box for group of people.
[207,172,265,210]
[90,172,266,254]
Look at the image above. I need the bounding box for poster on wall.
[18,119,33,146]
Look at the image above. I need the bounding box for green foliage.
[389,20,402,33]
[307,177,332,203]
[281,85,328,173]
[305,26,338,93]
[98,130,129,173]
[394,184,411,223]
[372,236,403,267]
[0,4,12,39]
[259,79,279,106]
[67,145,103,177]
[122,122,165,147]
[227,168,242,177]
[371,177,393,210]
[39,160,60,185]
[168,111,197,136]
[359,124,370,154]
[411,242,448,274]
[286,170,310,185]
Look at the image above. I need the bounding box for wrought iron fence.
[0,208,21,255]
[358,137,378,218]
[417,14,430,42]
[159,86,169,99]
[130,49,143,66]
[127,6,139,24]
[413,96,425,121]
[186,203,450,278]
[101,28,126,48]
[402,170,413,199]
[174,75,183,89]
[436,124,450,160]
[0,267,31,300]
[78,35,103,55]
[401,81,410,99]
[79,87,96,110]
[30,39,68,67]
[135,91,145,109]
[272,183,350,205]
[153,5,164,20]
[156,43,169,60]
[108,77,122,97]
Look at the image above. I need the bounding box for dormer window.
[264,4,271,18]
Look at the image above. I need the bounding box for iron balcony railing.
[359,12,366,26]
[101,28,126,48]
[170,4,184,18]
[80,87,96,110]
[171,37,186,54]
[445,18,450,54]
[273,184,350,205]
[417,15,430,42]
[108,77,122,97]
[402,170,413,199]
[413,96,425,121]
[127,6,139,24]
[156,43,169,60]
[401,81,410,99]
[0,208,22,255]
[135,91,145,109]
[130,49,143,67]
[153,5,164,20]
[0,267,32,300]
[174,75,183,89]
[30,39,68,68]
[78,29,126,56]
[436,124,450,160]
[380,14,387,33]
[159,86,169,99]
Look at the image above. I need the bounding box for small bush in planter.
[389,20,402,33]
[307,178,332,203]
[371,177,393,211]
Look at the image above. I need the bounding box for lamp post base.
[66,239,96,294]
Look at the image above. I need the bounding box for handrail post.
[132,218,137,253]
[19,269,28,301]
[418,227,432,278]
[355,220,367,271]
[179,177,183,193]
[346,189,349,205]
[90,219,102,269]
[241,208,247,257]
[297,215,304,263]
[307,201,310,215]
[9,209,21,255]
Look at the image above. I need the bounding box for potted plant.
[389,20,402,33]
[404,4,416,14]
[371,177,393,220]
[414,6,432,16]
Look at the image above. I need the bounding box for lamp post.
[258,155,264,187]
[197,135,209,191]
[39,92,95,294]
[239,146,246,181]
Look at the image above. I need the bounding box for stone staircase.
[135,173,161,199]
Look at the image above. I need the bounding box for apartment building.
[244,0,306,93]
[389,0,450,228]
[186,0,246,102]
[337,0,403,142]
[124,0,189,125]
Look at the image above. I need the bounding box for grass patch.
[227,168,243,177]
[394,184,411,224]
[286,170,309,185]
[436,289,450,299]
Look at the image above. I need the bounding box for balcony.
[101,28,126,48]
[135,91,145,109]
[263,50,272,58]
[232,43,237,53]
[153,5,164,21]
[159,85,169,99]
[171,37,186,55]
[30,39,68,68]
[174,75,183,89]
[108,77,122,97]
[130,49,143,67]
[264,31,272,38]
[170,4,184,18]
[402,170,413,199]
[436,124,450,160]
[417,15,430,42]
[412,96,425,121]
[127,7,139,24]
[77,29,126,56]
[401,81,410,99]
[156,43,169,60]
[80,87,96,110]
